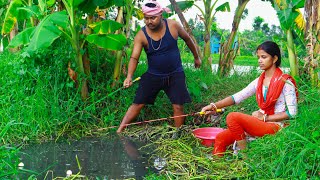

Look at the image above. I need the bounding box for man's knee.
[127,104,145,114]
[131,103,145,109]
[172,104,183,113]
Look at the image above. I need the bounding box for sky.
[160,0,280,32]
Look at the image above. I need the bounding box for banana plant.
[8,0,127,99]
[304,0,319,88]
[218,0,249,76]
[193,0,230,72]
[0,0,9,50]
[273,0,305,77]
[111,0,139,87]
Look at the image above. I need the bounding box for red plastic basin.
[192,127,224,147]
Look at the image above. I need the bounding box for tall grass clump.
[0,121,21,177]
[0,45,82,143]
[247,82,320,179]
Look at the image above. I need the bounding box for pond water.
[18,134,159,179]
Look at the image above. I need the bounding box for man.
[117,1,201,133]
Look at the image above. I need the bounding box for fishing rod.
[96,109,225,131]
[92,77,141,104]
[107,77,141,97]
[84,77,141,111]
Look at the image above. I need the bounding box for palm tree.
[304,0,320,87]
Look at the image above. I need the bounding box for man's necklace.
[150,36,162,51]
[150,21,164,51]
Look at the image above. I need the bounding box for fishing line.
[96,109,224,131]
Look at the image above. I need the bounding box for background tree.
[304,0,319,87]
[252,16,264,31]
[6,0,127,99]
[167,0,202,60]
[218,0,250,76]
[193,0,230,72]
[261,23,270,35]
[188,18,205,45]
[272,0,306,77]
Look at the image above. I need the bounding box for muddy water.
[19,134,158,179]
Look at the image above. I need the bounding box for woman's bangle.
[210,103,217,110]
[263,114,268,122]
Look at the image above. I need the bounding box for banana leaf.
[86,34,127,50]
[1,0,22,35]
[8,27,35,48]
[25,11,68,53]
[89,20,124,34]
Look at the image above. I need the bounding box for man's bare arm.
[176,22,201,68]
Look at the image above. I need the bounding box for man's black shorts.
[133,71,191,105]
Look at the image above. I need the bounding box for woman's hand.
[201,104,216,115]
[252,110,264,120]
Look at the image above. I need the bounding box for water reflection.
[19,134,151,179]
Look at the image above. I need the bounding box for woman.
[201,41,298,156]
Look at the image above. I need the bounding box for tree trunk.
[168,0,202,59]
[304,0,320,87]
[69,12,88,100]
[112,7,124,87]
[218,0,249,76]
[9,22,19,52]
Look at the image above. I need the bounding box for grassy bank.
[0,47,318,179]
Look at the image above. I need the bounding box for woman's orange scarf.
[256,68,298,115]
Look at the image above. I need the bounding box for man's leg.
[172,104,184,127]
[117,104,144,133]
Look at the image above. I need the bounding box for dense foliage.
[0,40,318,178]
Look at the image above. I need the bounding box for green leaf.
[292,0,305,9]
[48,10,69,30]
[73,0,85,8]
[8,27,35,48]
[78,0,109,14]
[216,2,230,12]
[276,8,298,30]
[17,5,41,19]
[167,1,194,13]
[0,7,5,16]
[89,20,123,34]
[0,0,8,6]
[47,0,56,7]
[25,13,63,53]
[38,0,46,13]
[200,82,208,90]
[86,34,127,50]
[133,7,144,20]
[1,0,23,34]
[114,0,125,6]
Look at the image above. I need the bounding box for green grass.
[180,50,290,67]
[0,45,318,179]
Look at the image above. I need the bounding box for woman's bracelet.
[210,103,217,110]
[263,114,268,122]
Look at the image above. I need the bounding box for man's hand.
[194,57,201,68]
[123,77,133,88]
[252,110,264,120]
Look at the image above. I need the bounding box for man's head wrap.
[142,1,172,16]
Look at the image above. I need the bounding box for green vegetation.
[0,0,318,178]
[0,44,318,178]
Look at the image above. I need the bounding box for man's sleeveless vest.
[142,19,183,76]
